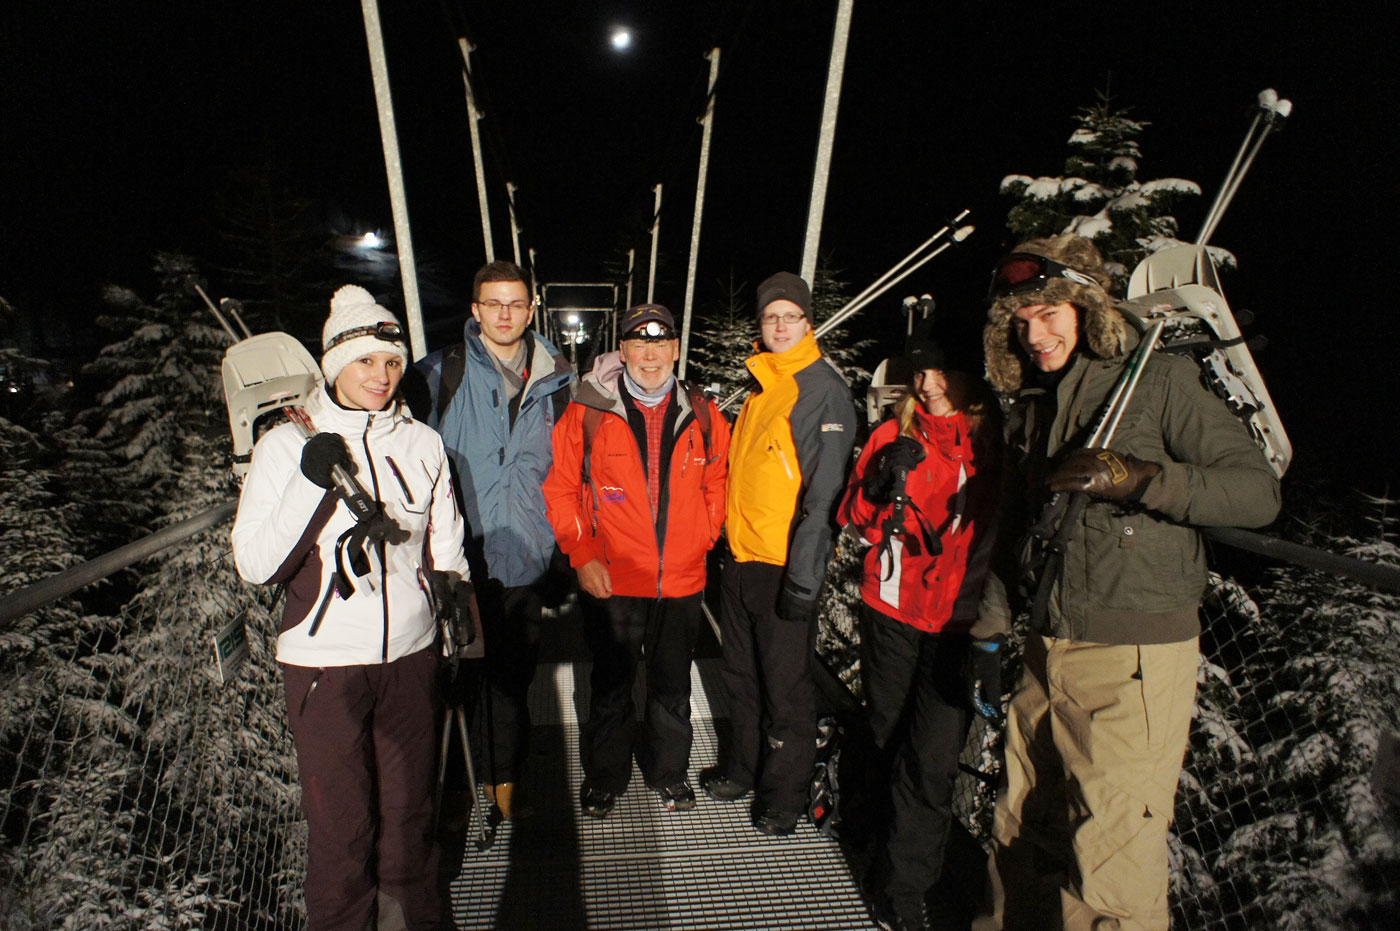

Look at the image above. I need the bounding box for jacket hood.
[575,350,626,413]
[463,319,573,395]
[982,234,1128,395]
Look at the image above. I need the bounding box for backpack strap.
[680,380,715,461]
[436,342,467,425]
[580,405,605,532]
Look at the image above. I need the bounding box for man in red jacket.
[544,304,730,818]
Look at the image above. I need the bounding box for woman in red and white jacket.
[837,328,1002,931]
[232,286,470,931]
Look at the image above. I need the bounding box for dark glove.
[360,508,409,546]
[428,571,480,652]
[300,433,356,490]
[777,587,821,623]
[1046,447,1160,503]
[862,436,926,504]
[965,635,1006,721]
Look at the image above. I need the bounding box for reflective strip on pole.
[647,184,663,304]
[458,38,496,263]
[679,48,720,382]
[507,181,523,264]
[799,0,854,286]
[361,0,427,361]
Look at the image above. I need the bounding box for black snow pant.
[860,603,972,916]
[717,558,819,814]
[465,580,543,785]
[580,591,702,793]
[282,647,442,931]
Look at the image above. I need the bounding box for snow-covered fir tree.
[208,158,328,337]
[1000,91,1228,289]
[686,271,754,398]
[78,253,234,536]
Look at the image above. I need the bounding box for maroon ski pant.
[283,648,442,931]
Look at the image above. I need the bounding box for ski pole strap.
[1029,492,1089,632]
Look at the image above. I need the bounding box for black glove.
[428,571,480,652]
[1046,447,1161,503]
[862,436,926,504]
[300,433,356,490]
[965,635,1006,721]
[360,508,409,546]
[777,587,821,623]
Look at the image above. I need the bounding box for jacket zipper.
[360,414,391,662]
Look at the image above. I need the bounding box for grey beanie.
[756,271,812,322]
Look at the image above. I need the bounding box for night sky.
[4,1,1396,489]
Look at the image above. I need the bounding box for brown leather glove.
[1047,447,1161,503]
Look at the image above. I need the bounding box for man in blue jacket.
[408,260,574,820]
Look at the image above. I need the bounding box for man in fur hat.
[972,234,1280,931]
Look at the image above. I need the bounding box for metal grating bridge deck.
[443,659,876,930]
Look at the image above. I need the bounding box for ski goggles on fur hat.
[324,321,405,351]
[987,252,1101,301]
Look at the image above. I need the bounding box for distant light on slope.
[361,232,380,247]
[610,27,632,51]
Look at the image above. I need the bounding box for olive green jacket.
[976,327,1281,645]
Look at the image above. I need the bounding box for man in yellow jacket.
[700,271,858,836]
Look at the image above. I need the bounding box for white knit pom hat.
[320,285,409,383]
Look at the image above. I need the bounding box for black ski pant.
[580,591,702,793]
[459,579,543,786]
[717,558,819,815]
[860,603,972,915]
[282,648,442,931]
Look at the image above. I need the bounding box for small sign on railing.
[213,613,250,684]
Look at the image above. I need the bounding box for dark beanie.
[756,271,812,322]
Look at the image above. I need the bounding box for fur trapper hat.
[983,233,1127,394]
[321,285,409,383]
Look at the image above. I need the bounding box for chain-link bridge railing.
[3,517,1398,928]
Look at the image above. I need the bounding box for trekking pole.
[717,215,973,413]
[1197,89,1292,247]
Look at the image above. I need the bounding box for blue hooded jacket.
[411,321,574,587]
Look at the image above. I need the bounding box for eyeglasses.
[987,252,1100,301]
[760,312,805,327]
[476,299,532,312]
[325,321,404,351]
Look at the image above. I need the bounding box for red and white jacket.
[231,384,470,667]
[544,352,729,599]
[838,409,998,633]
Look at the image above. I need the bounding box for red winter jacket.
[838,408,999,633]
[544,352,730,599]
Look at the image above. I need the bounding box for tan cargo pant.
[974,635,1198,931]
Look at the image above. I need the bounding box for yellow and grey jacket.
[726,332,857,604]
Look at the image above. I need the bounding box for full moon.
[610,27,631,51]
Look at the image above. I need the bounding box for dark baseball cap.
[620,303,677,340]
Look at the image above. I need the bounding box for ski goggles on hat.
[987,252,1101,301]
[621,320,676,341]
[325,321,405,351]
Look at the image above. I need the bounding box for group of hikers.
[229,233,1281,931]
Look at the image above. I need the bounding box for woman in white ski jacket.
[232,286,470,931]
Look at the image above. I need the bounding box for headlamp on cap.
[325,321,405,352]
[623,320,676,342]
[988,252,1101,302]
